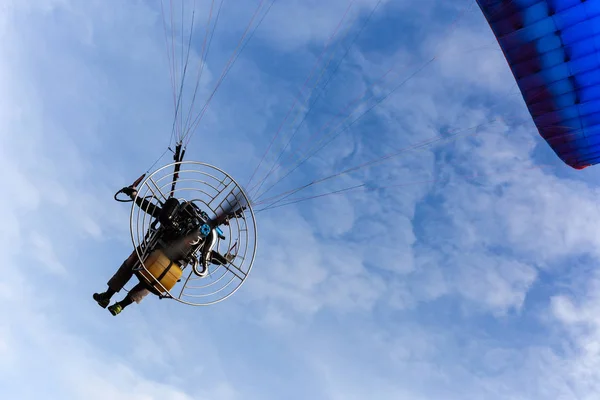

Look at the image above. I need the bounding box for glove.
[122,186,138,198]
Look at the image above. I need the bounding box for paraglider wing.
[476,0,600,169]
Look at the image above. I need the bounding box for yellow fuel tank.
[138,249,183,295]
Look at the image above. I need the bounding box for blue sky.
[3,0,600,399]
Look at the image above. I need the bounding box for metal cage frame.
[129,161,258,306]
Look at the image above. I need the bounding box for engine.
[158,199,208,239]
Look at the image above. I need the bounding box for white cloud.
[5,1,600,399]
[30,232,68,275]
[250,0,391,49]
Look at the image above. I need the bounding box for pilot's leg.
[93,250,138,308]
[107,282,150,316]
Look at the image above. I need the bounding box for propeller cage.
[129,161,258,306]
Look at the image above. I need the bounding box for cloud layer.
[2,1,600,399]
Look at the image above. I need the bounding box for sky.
[2,0,600,399]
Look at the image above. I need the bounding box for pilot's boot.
[108,295,134,316]
[93,288,115,309]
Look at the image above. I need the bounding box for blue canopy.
[476,0,600,169]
